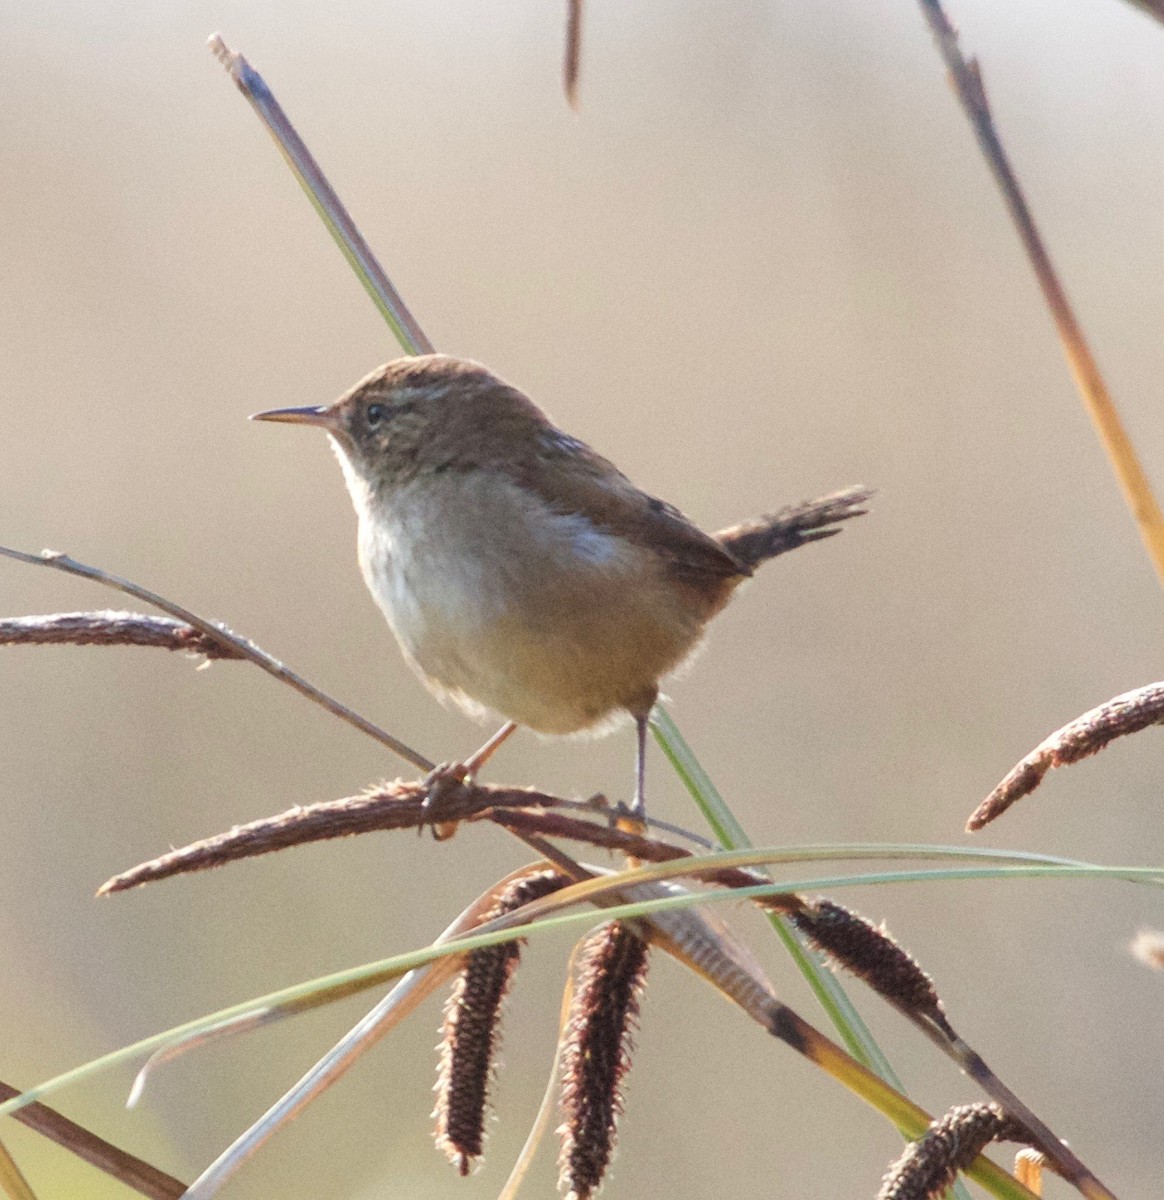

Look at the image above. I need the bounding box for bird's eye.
[366,403,387,428]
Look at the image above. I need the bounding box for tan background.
[2,1,1163,1196]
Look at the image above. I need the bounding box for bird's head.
[252,354,551,495]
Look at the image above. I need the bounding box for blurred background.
[2,0,1163,1195]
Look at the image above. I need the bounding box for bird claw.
[608,798,648,838]
[582,793,647,837]
[419,761,471,840]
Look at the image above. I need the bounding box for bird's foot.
[584,792,648,837]
[610,798,649,839]
[419,761,472,841]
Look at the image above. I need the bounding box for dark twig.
[564,0,584,107]
[0,612,241,658]
[1124,0,1164,23]
[918,0,1164,588]
[0,545,434,772]
[0,1081,185,1199]
[968,682,1164,830]
[486,807,748,876]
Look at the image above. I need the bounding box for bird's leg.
[630,711,650,822]
[420,721,519,839]
[608,711,650,838]
[613,696,656,833]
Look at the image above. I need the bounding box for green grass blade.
[4,856,1152,1123]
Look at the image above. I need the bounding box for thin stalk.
[919,0,1164,590]
[207,35,432,358]
[0,1142,36,1200]
[0,545,433,772]
[0,1084,183,1199]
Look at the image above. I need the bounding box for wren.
[254,354,868,819]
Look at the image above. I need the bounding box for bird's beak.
[250,405,339,431]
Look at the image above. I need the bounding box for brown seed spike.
[558,922,650,1200]
[434,868,567,1173]
[790,899,945,1024]
[877,1103,1026,1200]
[968,681,1164,830]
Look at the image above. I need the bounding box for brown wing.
[515,428,750,585]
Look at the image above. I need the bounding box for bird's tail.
[715,485,872,571]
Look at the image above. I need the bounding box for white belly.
[352,471,700,733]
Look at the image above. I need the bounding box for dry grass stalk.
[968,682,1164,830]
[100,793,795,902]
[0,612,241,657]
[918,0,1164,588]
[0,540,1118,1197]
[97,779,565,893]
[0,1081,186,1199]
[564,0,584,106]
[95,782,1115,1196]
[773,901,1107,1197]
[0,543,434,770]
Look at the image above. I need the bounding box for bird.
[253,354,868,822]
